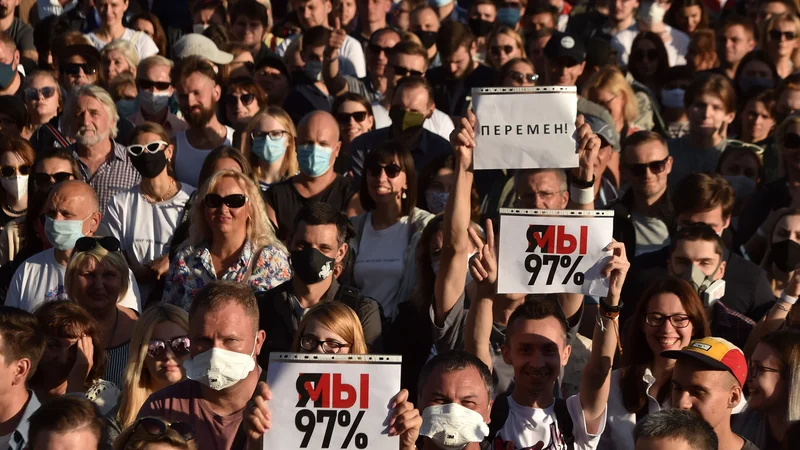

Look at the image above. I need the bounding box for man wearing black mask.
[256,202,383,367]
[410,6,441,64]
[349,76,453,182]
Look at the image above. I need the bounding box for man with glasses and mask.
[129,56,187,138]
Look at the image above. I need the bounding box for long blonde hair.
[584,66,640,124]
[116,304,189,428]
[292,302,369,354]
[240,106,298,182]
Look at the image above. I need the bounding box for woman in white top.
[349,142,433,321]
[86,0,159,60]
[104,123,195,302]
[599,277,711,450]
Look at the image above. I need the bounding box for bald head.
[45,181,101,242]
[297,111,342,155]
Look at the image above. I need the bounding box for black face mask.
[414,30,438,49]
[469,18,494,38]
[131,151,169,179]
[771,239,800,272]
[291,247,336,285]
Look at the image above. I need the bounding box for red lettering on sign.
[532,226,554,253]
[579,225,587,254]
[332,374,357,408]
[360,374,369,409]
[556,225,576,253]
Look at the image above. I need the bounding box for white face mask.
[2,175,28,201]
[420,403,490,450]
[183,337,257,391]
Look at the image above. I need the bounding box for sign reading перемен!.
[263,353,402,450]
[472,87,578,170]
[498,209,614,296]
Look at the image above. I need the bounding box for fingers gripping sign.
[572,114,601,183]
[469,219,497,287]
[450,110,477,171]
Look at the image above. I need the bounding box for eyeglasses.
[784,132,800,149]
[33,171,73,188]
[336,111,368,124]
[128,141,168,156]
[749,362,781,378]
[516,190,563,203]
[644,313,691,328]
[366,162,403,178]
[204,193,248,209]
[75,236,121,253]
[132,417,195,442]
[0,165,30,178]
[299,334,351,354]
[392,65,424,77]
[770,30,797,41]
[252,129,288,140]
[23,87,57,101]
[60,63,97,76]
[147,336,191,360]
[506,70,538,84]
[626,156,670,177]
[726,139,765,156]
[136,79,172,91]
[491,45,515,56]
[368,42,393,55]
[226,93,256,107]
[632,49,658,61]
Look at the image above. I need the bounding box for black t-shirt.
[425,63,496,117]
[264,174,356,242]
[5,18,34,52]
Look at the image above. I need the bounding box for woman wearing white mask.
[0,136,34,234]
[86,0,159,60]
[241,107,299,192]
[130,56,187,139]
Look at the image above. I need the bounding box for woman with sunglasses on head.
[163,170,291,311]
[333,93,375,174]
[500,57,538,87]
[486,26,524,71]
[106,304,190,446]
[765,13,800,79]
[115,416,197,450]
[223,77,268,149]
[103,124,195,303]
[65,236,139,390]
[0,136,34,234]
[628,32,671,99]
[241,107,298,192]
[23,71,62,140]
[585,67,644,137]
[599,277,710,450]
[349,142,433,322]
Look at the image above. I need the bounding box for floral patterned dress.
[163,240,292,311]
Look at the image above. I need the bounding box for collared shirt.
[72,139,141,213]
[9,391,41,450]
[163,240,291,311]
[129,110,188,139]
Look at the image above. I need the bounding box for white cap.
[172,33,234,65]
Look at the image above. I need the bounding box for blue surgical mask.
[497,7,521,27]
[45,215,89,251]
[304,60,323,82]
[252,135,287,163]
[297,143,333,177]
[115,99,138,119]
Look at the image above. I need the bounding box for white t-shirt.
[5,248,142,312]
[497,395,605,450]
[612,25,689,67]
[277,32,367,78]
[174,126,235,186]
[372,103,456,140]
[353,214,409,319]
[86,28,160,60]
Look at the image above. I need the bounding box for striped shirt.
[104,340,130,390]
[72,139,141,214]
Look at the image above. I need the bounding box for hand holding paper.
[388,389,422,450]
[602,240,629,301]
[244,381,272,447]
[573,114,601,183]
[450,110,477,172]
[468,220,497,289]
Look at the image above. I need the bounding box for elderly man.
[130,56,187,138]
[5,180,140,312]
[138,281,266,450]
[65,85,140,212]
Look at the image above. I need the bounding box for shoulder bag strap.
[45,123,69,148]
[241,246,265,282]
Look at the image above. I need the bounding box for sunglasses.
[147,336,191,359]
[626,156,669,177]
[132,417,195,442]
[226,93,256,107]
[33,171,73,187]
[392,65,424,77]
[491,45,515,56]
[785,132,800,149]
[770,30,797,41]
[336,111,368,124]
[507,70,538,84]
[252,129,288,140]
[204,193,248,209]
[75,236,121,253]
[23,87,57,101]
[632,49,658,61]
[366,162,403,178]
[726,139,765,156]
[368,42,393,55]
[60,63,97,76]
[0,165,30,178]
[136,79,172,91]
[128,141,168,156]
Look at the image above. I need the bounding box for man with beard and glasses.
[0,32,22,99]
[172,55,234,187]
[64,85,140,213]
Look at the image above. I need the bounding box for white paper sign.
[263,353,402,450]
[497,209,615,296]
[472,87,579,170]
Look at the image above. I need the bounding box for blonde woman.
[292,302,369,354]
[765,13,800,78]
[23,71,62,137]
[486,26,524,70]
[585,66,642,136]
[107,304,190,446]
[102,39,140,83]
[163,170,291,311]
[241,106,298,191]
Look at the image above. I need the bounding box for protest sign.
[472,87,578,170]
[497,209,615,296]
[263,353,402,450]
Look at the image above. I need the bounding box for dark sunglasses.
[60,63,97,76]
[770,30,798,41]
[626,156,670,177]
[23,87,57,101]
[785,132,800,149]
[392,65,424,77]
[136,79,172,91]
[336,111,368,124]
[33,171,73,187]
[507,70,538,84]
[147,336,191,359]
[128,141,168,156]
[491,45,515,56]
[366,162,403,178]
[0,165,30,178]
[226,93,256,107]
[75,236,121,253]
[368,42,393,55]
[132,417,195,442]
[204,193,248,209]
[632,49,658,61]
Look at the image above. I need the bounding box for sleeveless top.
[174,126,235,186]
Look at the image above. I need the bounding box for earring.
[402,191,407,200]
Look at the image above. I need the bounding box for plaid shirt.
[72,139,141,214]
[711,301,756,350]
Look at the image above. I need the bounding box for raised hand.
[67,335,94,392]
[602,240,629,301]
[324,17,347,61]
[469,219,497,288]
[573,114,601,183]
[244,381,273,446]
[450,110,476,171]
[388,389,422,450]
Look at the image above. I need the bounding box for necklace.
[142,178,178,204]
[4,204,26,215]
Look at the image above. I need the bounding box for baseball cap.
[583,114,620,153]
[173,34,234,65]
[661,337,747,388]
[544,32,586,65]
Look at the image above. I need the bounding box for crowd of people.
[0,0,797,449]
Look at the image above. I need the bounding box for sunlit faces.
[74,256,123,314]
[209,157,244,175]
[720,24,755,65]
[642,293,695,355]
[300,319,352,354]
[225,86,260,129]
[623,140,671,201]
[366,31,401,77]
[177,72,220,129]
[687,93,735,137]
[514,170,569,210]
[392,84,433,118]
[189,301,262,357]
[594,88,626,129]
[771,214,800,245]
[144,320,189,385]
[444,46,474,79]
[489,33,522,69]
[387,52,427,89]
[62,55,98,91]
[96,0,128,27]
[614,0,639,22]
[779,89,800,119]
[341,0,357,26]
[336,100,373,144]
[742,101,774,144]
[132,18,155,38]
[103,49,134,81]
[747,342,786,412]
[72,95,113,147]
[252,114,289,159]
[204,175,250,235]
[668,239,725,280]
[671,358,742,429]
[503,60,536,87]
[132,131,173,160]
[417,365,492,422]
[30,427,101,450]
[366,155,407,204]
[25,74,60,122]
[501,316,571,396]
[680,5,703,33]
[768,20,800,58]
[543,57,585,87]
[294,0,331,29]
[676,206,730,235]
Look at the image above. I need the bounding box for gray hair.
[138,55,174,74]
[63,85,119,139]
[418,350,494,403]
[633,409,718,450]
[101,39,140,71]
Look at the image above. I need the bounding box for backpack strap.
[554,398,575,450]
[45,123,69,148]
